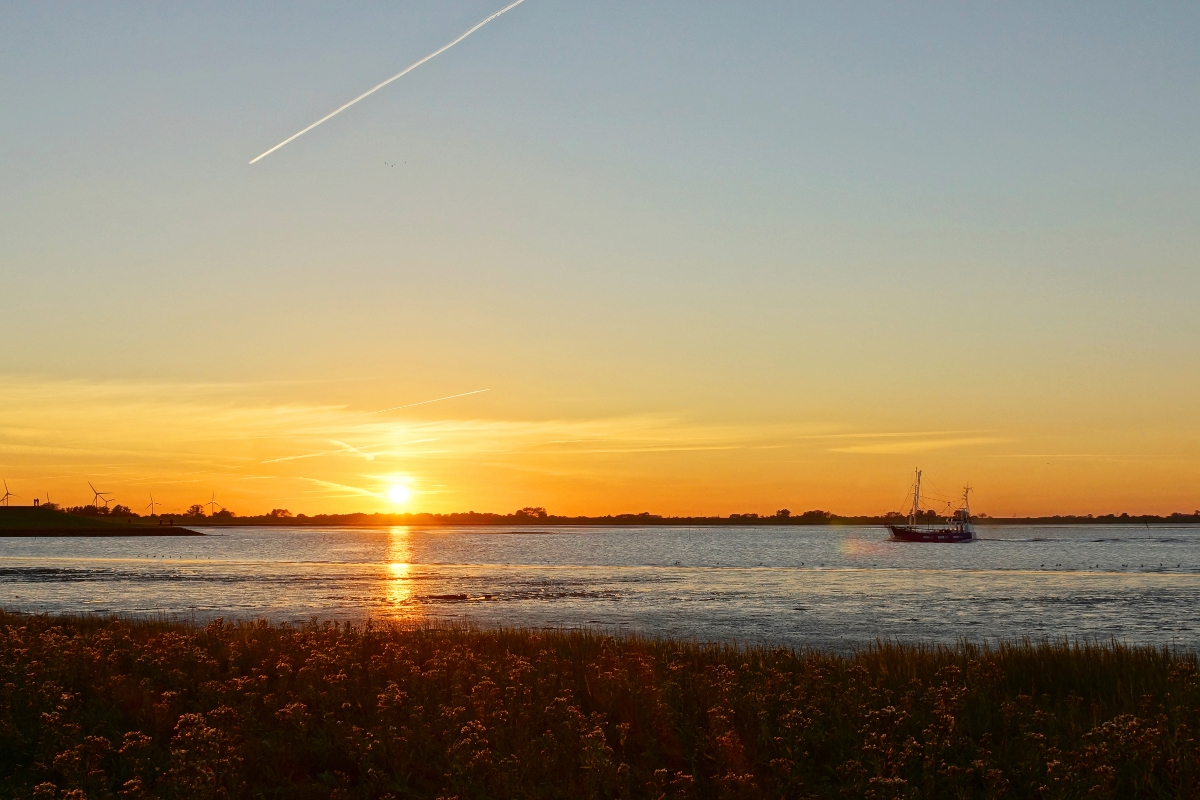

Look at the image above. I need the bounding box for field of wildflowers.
[0,611,1197,799]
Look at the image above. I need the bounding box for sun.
[387,485,411,505]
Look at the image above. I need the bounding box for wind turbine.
[88,482,113,509]
[145,493,158,516]
[206,493,223,516]
[0,481,15,507]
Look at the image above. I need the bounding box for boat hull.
[887,525,974,543]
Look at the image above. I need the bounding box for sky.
[1,1,1198,517]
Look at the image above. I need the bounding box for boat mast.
[909,468,922,526]
[962,484,974,538]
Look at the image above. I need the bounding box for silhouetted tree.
[185,504,206,517]
[775,509,791,518]
[514,507,548,520]
[268,509,292,518]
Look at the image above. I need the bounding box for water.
[2,525,1199,650]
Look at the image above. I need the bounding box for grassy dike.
[0,508,201,537]
[0,612,1196,799]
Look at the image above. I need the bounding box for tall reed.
[0,611,1196,798]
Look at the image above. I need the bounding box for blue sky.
[1,2,1198,514]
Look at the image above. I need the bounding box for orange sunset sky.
[2,2,1198,517]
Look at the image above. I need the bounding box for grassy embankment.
[1,613,1197,799]
[0,508,201,537]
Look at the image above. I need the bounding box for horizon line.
[16,505,1199,522]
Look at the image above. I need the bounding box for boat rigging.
[887,468,975,543]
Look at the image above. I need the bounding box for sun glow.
[387,485,411,504]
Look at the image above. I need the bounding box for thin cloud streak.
[363,389,490,417]
[328,440,376,460]
[796,430,988,440]
[987,453,1185,460]
[260,451,334,464]
[830,437,1007,455]
[300,477,381,499]
[248,0,528,164]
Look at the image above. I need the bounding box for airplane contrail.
[363,389,491,416]
[249,0,528,164]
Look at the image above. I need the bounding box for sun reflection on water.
[383,527,419,618]
[839,536,886,559]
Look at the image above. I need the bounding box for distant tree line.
[59,504,1200,526]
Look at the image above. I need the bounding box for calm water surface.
[2,525,1198,649]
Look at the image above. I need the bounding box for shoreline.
[0,527,203,537]
[178,516,1200,527]
[7,507,1198,530]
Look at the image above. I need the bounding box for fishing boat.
[887,468,976,543]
